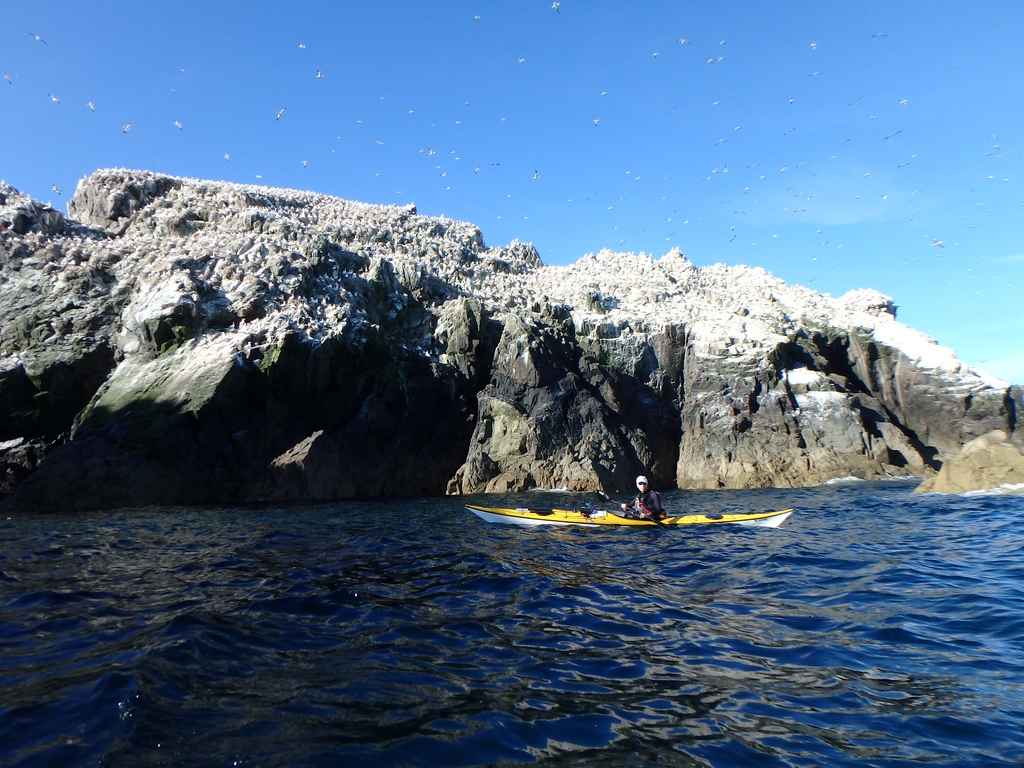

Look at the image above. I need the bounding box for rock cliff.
[1,170,1019,510]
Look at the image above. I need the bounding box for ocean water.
[1,481,1022,767]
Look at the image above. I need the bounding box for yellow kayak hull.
[466,504,794,528]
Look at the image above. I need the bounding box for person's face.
[637,481,647,492]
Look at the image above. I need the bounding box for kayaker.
[621,475,666,520]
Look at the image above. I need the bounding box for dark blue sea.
[1,480,1022,767]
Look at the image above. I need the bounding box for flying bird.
[931,239,944,247]
[87,101,94,111]
[276,108,287,120]
[517,58,527,63]
[678,38,689,44]
[810,42,818,49]
[122,123,132,133]
[174,120,183,129]
[884,131,901,139]
[848,97,861,106]
[552,1,560,12]
[299,43,306,49]
[316,70,324,78]
[871,32,887,37]
[532,170,539,179]
[224,153,230,160]
[302,160,308,167]
[28,32,46,44]
[52,184,61,195]
[3,72,11,84]
[593,119,600,126]
[47,93,59,103]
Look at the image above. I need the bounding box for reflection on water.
[1,482,1022,766]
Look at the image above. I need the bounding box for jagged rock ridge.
[1,170,1019,510]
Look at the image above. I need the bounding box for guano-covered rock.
[1,170,1018,510]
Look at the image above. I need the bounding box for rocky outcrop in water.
[913,430,1024,495]
[1,170,1019,510]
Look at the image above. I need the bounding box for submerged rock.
[0,169,1019,510]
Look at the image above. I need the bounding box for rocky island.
[1,170,1021,511]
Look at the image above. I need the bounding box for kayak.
[465,504,794,528]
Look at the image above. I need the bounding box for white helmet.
[636,475,649,487]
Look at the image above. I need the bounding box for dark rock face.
[0,170,1018,510]
[7,330,480,510]
[452,311,681,493]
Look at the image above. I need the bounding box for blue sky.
[3,1,1022,383]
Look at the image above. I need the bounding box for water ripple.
[1,484,1022,766]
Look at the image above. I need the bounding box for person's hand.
[620,503,628,511]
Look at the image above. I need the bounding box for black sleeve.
[647,491,663,513]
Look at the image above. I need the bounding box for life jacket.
[637,490,664,520]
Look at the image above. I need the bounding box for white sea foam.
[963,483,1024,497]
